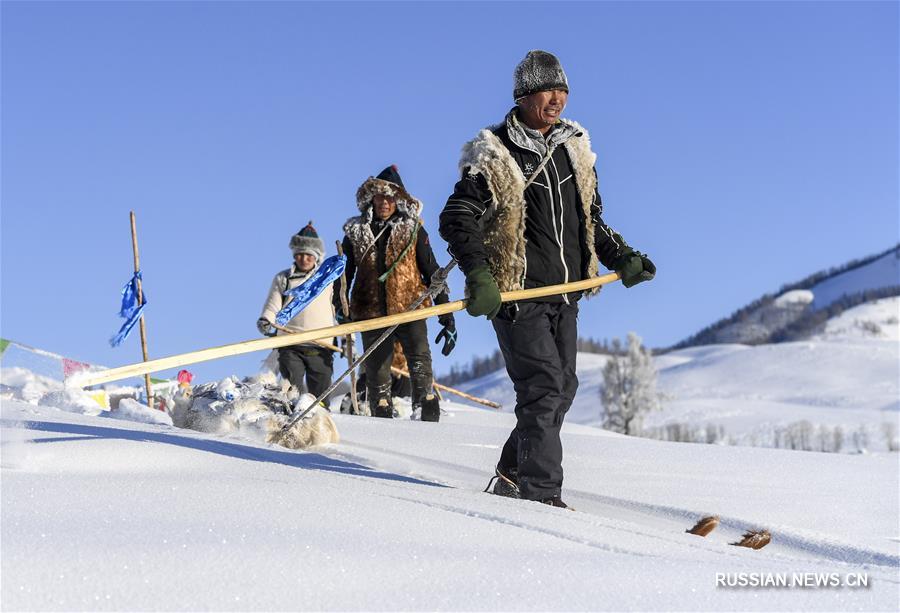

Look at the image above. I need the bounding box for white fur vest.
[458,119,600,292]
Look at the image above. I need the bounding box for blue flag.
[276,255,346,326]
[110,271,147,347]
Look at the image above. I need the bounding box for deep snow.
[2,395,897,611]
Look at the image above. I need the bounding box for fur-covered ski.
[686,515,771,549]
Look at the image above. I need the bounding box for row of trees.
[642,420,899,454]
[440,335,626,386]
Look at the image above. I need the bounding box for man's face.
[293,252,317,272]
[373,193,397,220]
[517,89,568,132]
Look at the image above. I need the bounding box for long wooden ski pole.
[335,240,360,415]
[129,211,153,409]
[71,271,621,388]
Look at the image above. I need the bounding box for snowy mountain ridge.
[674,245,899,347]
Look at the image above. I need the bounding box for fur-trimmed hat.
[355,165,423,219]
[289,221,325,261]
[513,50,569,100]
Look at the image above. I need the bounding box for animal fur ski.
[685,515,771,549]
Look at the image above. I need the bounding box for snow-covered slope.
[810,249,900,309]
[818,295,899,341]
[459,298,900,449]
[2,398,897,611]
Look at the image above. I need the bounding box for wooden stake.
[129,211,153,409]
[335,240,360,415]
[72,272,621,388]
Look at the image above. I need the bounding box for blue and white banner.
[275,255,346,326]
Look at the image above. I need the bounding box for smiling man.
[439,50,656,507]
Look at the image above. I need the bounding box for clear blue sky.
[2,1,897,385]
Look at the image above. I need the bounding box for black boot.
[540,496,572,510]
[420,394,440,422]
[484,464,520,499]
[373,397,394,419]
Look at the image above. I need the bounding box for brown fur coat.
[344,177,431,320]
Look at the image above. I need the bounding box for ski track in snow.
[330,430,900,574]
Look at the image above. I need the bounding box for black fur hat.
[513,50,569,100]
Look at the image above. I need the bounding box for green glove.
[614,250,656,288]
[465,265,502,319]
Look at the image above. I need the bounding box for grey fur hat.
[289,221,325,261]
[513,50,569,100]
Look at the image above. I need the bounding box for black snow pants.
[360,320,433,407]
[278,344,334,398]
[492,301,579,501]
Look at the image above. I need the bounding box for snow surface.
[2,396,898,611]
[773,289,814,307]
[819,296,900,342]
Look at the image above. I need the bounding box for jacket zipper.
[548,154,570,304]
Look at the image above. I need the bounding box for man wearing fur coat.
[257,222,335,397]
[336,165,455,422]
[439,51,656,507]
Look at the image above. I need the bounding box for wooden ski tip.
[686,515,719,537]
[731,529,771,550]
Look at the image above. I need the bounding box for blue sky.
[2,1,897,385]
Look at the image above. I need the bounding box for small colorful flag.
[110,271,147,347]
[62,358,91,379]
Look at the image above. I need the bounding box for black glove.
[256,317,276,337]
[613,250,656,288]
[464,265,502,320]
[434,314,457,356]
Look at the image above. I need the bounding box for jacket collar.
[505,107,581,158]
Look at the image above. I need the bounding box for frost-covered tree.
[600,333,661,435]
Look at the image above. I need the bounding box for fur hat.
[355,165,423,219]
[289,221,325,261]
[513,50,569,100]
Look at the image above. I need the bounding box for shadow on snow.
[3,419,445,489]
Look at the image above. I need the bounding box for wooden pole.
[129,211,153,409]
[335,240,360,415]
[311,340,501,410]
[71,272,621,388]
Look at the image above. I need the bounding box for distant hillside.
[453,296,899,452]
[671,245,900,349]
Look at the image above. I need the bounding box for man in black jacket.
[439,51,655,507]
[336,165,456,422]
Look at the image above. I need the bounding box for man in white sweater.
[257,222,335,396]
